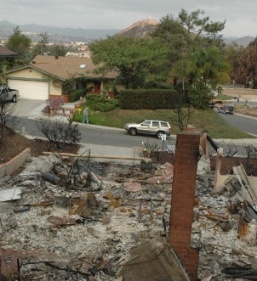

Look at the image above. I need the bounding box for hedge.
[69,89,86,102]
[119,89,178,109]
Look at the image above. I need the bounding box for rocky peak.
[115,18,159,38]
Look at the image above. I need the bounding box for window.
[152,121,159,127]
[161,122,168,127]
[142,121,151,126]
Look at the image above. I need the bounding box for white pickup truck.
[0,85,19,102]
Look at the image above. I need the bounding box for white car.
[0,86,19,102]
[124,119,172,138]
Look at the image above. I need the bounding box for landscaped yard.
[80,107,252,139]
[71,87,257,139]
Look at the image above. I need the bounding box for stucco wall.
[7,68,62,96]
[50,80,62,96]
[8,68,45,79]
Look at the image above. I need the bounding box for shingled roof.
[30,55,116,80]
[0,45,18,57]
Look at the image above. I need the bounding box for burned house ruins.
[1,130,257,280]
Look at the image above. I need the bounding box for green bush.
[189,82,212,109]
[69,89,86,102]
[86,94,119,112]
[119,89,178,109]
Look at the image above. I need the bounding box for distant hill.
[224,36,255,47]
[115,18,159,38]
[0,20,119,43]
[0,20,255,47]
[115,18,255,47]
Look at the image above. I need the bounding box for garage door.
[7,80,49,100]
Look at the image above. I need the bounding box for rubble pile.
[1,153,257,280]
[0,155,173,280]
[194,165,257,280]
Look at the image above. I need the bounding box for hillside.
[0,20,119,43]
[0,19,254,46]
[115,18,159,38]
[224,35,255,47]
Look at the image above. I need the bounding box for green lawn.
[75,107,253,139]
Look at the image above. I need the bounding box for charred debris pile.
[1,151,257,280]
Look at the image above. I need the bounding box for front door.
[94,82,101,93]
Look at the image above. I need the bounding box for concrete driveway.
[9,98,76,122]
[9,99,47,118]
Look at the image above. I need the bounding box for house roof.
[0,45,18,57]
[29,55,117,81]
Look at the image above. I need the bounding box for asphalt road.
[216,111,257,136]
[8,101,257,151]
[10,116,175,148]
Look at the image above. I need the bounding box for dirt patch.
[235,106,257,117]
[223,87,257,100]
[0,126,80,163]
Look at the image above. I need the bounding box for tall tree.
[89,36,169,88]
[5,26,31,64]
[235,38,257,87]
[31,32,49,57]
[224,44,244,85]
[186,46,230,85]
[49,44,67,56]
[178,9,225,47]
[152,9,226,85]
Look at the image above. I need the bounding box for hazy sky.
[2,0,257,37]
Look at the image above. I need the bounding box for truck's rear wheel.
[12,95,17,103]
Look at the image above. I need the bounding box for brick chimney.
[169,130,200,281]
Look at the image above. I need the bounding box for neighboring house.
[6,55,117,101]
[0,45,18,73]
[0,45,18,58]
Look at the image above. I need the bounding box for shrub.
[36,118,81,148]
[69,89,86,102]
[86,94,119,112]
[189,82,212,109]
[119,89,178,109]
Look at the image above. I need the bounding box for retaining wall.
[0,148,31,177]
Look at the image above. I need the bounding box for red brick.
[169,132,200,281]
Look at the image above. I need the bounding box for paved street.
[8,98,257,159]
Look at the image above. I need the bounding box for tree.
[5,26,31,65]
[30,32,67,57]
[31,32,49,57]
[49,44,67,56]
[170,83,194,130]
[187,46,230,85]
[224,44,244,84]
[152,14,190,64]
[189,80,213,109]
[89,36,169,88]
[178,9,225,47]
[152,9,226,85]
[235,38,257,87]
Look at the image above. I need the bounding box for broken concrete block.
[0,187,22,202]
